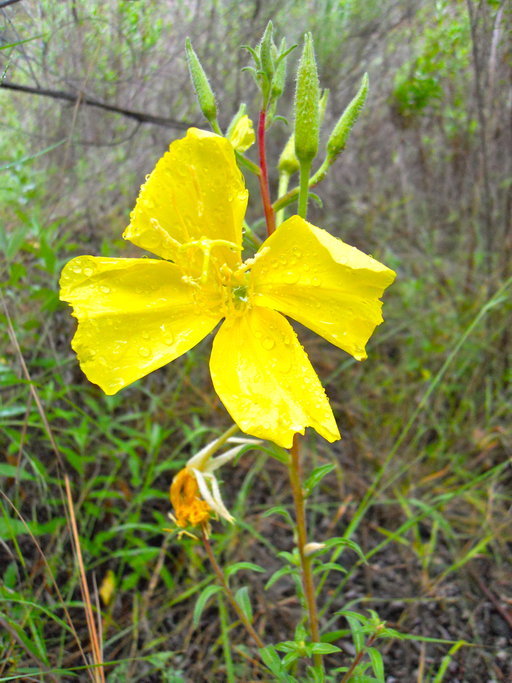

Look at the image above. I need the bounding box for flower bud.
[304,542,326,556]
[185,38,217,124]
[294,32,320,163]
[271,37,288,99]
[228,114,255,153]
[278,133,299,175]
[327,72,369,162]
[259,21,275,79]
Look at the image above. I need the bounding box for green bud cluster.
[243,21,296,112]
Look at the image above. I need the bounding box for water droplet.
[139,346,150,358]
[141,330,150,340]
[71,264,82,274]
[312,276,320,286]
[111,343,126,357]
[277,357,291,373]
[83,267,94,277]
[292,247,302,258]
[99,285,110,294]
[261,337,275,351]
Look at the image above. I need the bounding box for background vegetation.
[1,0,510,680]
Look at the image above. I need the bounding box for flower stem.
[288,435,323,671]
[275,171,290,227]
[257,109,276,237]
[272,157,330,213]
[297,159,312,220]
[201,527,265,650]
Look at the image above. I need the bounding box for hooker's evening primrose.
[60,128,395,448]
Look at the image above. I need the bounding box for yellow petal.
[123,128,248,270]
[210,307,340,448]
[60,255,221,394]
[227,115,255,152]
[251,216,396,360]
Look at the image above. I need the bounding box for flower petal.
[60,255,221,394]
[210,307,340,448]
[251,216,396,360]
[123,128,248,269]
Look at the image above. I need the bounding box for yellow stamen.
[170,467,212,528]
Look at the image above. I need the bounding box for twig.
[0,0,23,8]
[64,475,105,683]
[201,528,265,650]
[0,80,194,130]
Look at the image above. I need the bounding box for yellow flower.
[227,114,255,152]
[60,128,395,448]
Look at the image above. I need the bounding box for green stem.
[211,119,223,135]
[236,151,261,177]
[276,172,290,226]
[273,158,330,213]
[288,435,323,672]
[217,594,236,683]
[297,159,312,219]
[201,528,265,650]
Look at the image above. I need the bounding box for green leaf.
[225,562,266,579]
[265,565,294,590]
[321,628,351,643]
[324,537,368,564]
[262,506,294,525]
[193,584,222,627]
[343,613,366,652]
[234,586,253,622]
[304,464,335,495]
[313,561,347,575]
[368,647,385,682]
[309,642,342,655]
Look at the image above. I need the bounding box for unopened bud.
[327,72,369,162]
[294,32,320,163]
[304,542,326,556]
[185,38,217,124]
[259,21,275,79]
[318,88,329,125]
[278,133,299,175]
[271,37,287,99]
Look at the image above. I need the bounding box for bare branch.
[0,80,195,130]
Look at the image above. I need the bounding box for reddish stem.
[257,110,276,237]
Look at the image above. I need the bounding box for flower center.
[177,238,253,318]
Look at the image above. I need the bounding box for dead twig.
[0,80,194,130]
